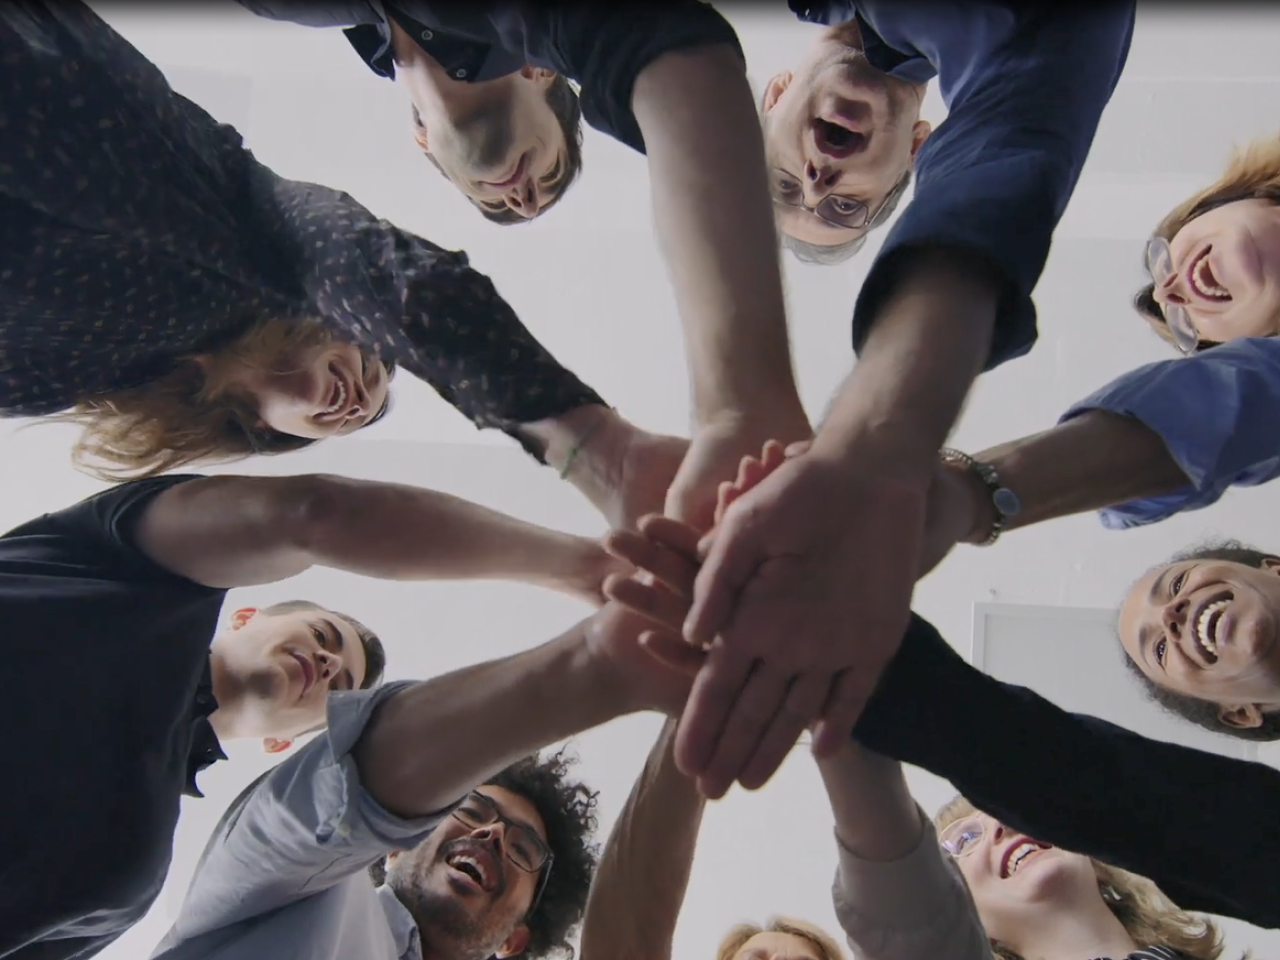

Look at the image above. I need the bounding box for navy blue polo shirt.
[233,1,743,153]
[791,0,1136,369]
[1,476,227,960]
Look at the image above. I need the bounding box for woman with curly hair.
[935,797,1227,960]
[1136,134,1280,354]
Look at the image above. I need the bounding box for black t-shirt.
[1,475,229,960]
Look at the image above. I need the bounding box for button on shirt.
[151,681,455,960]
[790,1,1136,370]
[1060,336,1280,529]
[233,1,743,153]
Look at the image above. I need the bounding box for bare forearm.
[633,45,803,423]
[304,474,598,590]
[353,623,617,818]
[581,719,704,960]
[817,743,922,863]
[814,249,1000,473]
[968,410,1190,538]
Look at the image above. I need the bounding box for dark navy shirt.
[791,0,1136,370]
[233,1,743,153]
[1,0,604,456]
[0,475,228,960]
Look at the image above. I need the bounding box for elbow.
[278,473,354,556]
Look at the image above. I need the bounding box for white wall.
[7,2,1280,957]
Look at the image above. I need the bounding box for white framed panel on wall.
[970,601,1257,763]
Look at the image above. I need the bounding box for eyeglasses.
[938,815,986,858]
[772,170,878,230]
[1144,237,1201,355]
[451,791,555,916]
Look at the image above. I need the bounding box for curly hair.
[48,316,392,481]
[1133,132,1280,353]
[716,916,848,960]
[369,747,599,960]
[934,797,1225,960]
[1121,539,1280,742]
[487,748,599,959]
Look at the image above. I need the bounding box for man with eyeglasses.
[148,590,696,960]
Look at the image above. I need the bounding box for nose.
[803,159,840,190]
[1162,597,1190,638]
[989,820,1005,844]
[315,648,339,682]
[470,822,508,850]
[1153,271,1189,307]
[505,178,540,220]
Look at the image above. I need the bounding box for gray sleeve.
[831,812,992,960]
[168,681,453,941]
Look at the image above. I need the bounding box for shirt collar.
[183,659,227,798]
[378,883,423,960]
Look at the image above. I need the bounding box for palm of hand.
[614,432,689,531]
[587,602,691,716]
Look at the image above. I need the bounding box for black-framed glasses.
[771,169,877,230]
[938,815,986,859]
[1144,236,1200,355]
[452,791,555,916]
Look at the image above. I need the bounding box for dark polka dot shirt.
[0,0,605,457]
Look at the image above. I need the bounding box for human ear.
[262,737,294,754]
[495,924,531,958]
[762,71,794,113]
[1218,703,1265,730]
[230,607,259,630]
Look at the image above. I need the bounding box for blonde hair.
[53,317,342,481]
[716,916,848,960]
[934,797,1225,960]
[1136,132,1280,351]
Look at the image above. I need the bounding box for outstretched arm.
[580,720,705,960]
[131,473,617,602]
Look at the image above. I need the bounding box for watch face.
[994,487,1021,516]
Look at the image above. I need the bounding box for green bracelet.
[558,416,608,479]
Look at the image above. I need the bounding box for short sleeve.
[1060,337,1280,528]
[168,681,454,940]
[831,815,991,960]
[0,475,211,583]
[486,3,744,152]
[849,2,1135,369]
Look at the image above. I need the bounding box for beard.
[385,845,509,960]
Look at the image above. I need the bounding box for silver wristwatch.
[938,447,1021,546]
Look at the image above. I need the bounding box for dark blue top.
[792,0,1136,370]
[855,613,1280,929]
[233,0,743,153]
[1061,336,1280,528]
[0,475,228,959]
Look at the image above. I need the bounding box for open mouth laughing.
[1000,839,1051,878]
[1186,248,1231,303]
[1190,591,1232,665]
[443,843,499,895]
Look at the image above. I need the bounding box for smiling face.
[417,69,572,223]
[208,606,370,741]
[386,785,549,960]
[1118,557,1280,726]
[939,810,1102,946]
[1151,198,1280,346]
[235,338,391,441]
[760,25,929,250]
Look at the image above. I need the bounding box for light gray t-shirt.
[151,681,450,960]
[832,810,992,960]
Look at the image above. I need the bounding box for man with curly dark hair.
[151,591,694,960]
[367,748,600,960]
